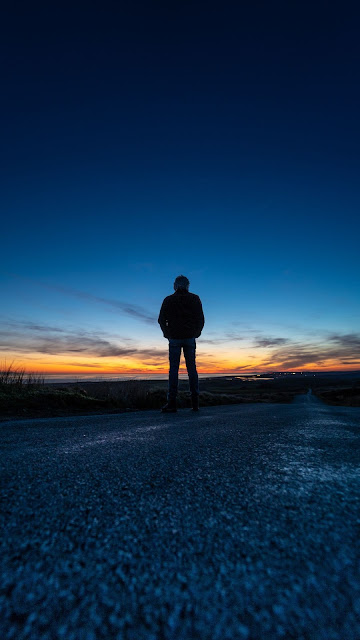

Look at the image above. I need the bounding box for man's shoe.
[161,401,177,413]
[191,395,199,411]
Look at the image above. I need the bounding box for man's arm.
[158,299,168,336]
[195,296,205,337]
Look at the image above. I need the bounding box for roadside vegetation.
[0,363,148,418]
[0,363,45,387]
[1,364,359,419]
[0,364,299,420]
[313,388,360,406]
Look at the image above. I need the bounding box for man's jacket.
[158,289,205,339]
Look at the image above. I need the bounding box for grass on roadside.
[0,363,304,419]
[0,364,167,417]
[0,362,45,388]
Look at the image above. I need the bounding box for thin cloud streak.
[329,333,360,348]
[46,284,157,324]
[7,274,157,325]
[199,332,245,345]
[253,337,290,348]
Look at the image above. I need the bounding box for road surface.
[1,394,360,639]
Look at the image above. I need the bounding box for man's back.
[158,289,204,339]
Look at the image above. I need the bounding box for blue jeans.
[168,338,199,400]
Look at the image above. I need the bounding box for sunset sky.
[1,3,360,378]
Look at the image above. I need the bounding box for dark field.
[1,371,359,420]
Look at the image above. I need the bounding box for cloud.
[0,319,167,361]
[231,364,255,371]
[199,333,245,345]
[46,284,157,325]
[328,333,360,348]
[7,274,157,325]
[201,329,360,369]
[22,322,67,333]
[257,332,360,369]
[0,320,67,334]
[61,362,103,368]
[253,336,290,348]
[200,333,288,347]
[226,333,246,341]
[2,312,359,372]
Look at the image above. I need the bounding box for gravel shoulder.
[1,395,360,639]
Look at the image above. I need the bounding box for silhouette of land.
[1,370,359,420]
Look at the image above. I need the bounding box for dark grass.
[313,387,360,406]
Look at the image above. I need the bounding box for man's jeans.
[168,338,199,400]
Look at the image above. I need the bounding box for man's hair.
[174,275,190,290]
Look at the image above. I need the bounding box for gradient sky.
[1,2,360,377]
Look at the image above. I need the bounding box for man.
[158,275,205,412]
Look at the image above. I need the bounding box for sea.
[43,372,264,384]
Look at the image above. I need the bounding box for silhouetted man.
[158,275,205,412]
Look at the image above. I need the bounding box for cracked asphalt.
[1,393,360,639]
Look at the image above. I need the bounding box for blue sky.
[1,2,360,375]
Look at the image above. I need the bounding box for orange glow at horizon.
[1,351,357,376]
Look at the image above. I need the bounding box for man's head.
[174,275,190,291]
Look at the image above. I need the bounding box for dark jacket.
[158,289,205,339]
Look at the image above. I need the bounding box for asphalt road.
[1,393,360,640]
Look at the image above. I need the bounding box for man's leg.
[183,339,199,409]
[167,339,181,404]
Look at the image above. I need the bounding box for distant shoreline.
[41,370,360,384]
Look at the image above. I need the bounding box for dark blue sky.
[1,1,360,375]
